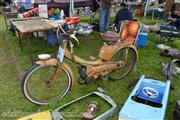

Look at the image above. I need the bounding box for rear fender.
[109,44,138,61]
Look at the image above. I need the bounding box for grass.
[0,13,180,120]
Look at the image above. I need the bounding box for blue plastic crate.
[49,13,60,20]
[46,32,66,45]
[46,32,58,45]
[136,32,148,46]
[17,2,32,8]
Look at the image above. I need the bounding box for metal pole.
[69,0,74,17]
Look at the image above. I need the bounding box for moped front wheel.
[109,47,137,80]
[22,64,72,105]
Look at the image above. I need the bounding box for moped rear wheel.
[109,47,137,80]
[22,64,72,105]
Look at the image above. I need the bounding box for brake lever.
[58,24,80,44]
[69,33,80,45]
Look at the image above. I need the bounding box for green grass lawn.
[0,14,180,120]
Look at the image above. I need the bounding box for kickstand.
[78,77,86,85]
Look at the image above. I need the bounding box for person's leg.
[117,21,122,33]
[99,8,106,33]
[104,8,111,32]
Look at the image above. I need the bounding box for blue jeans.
[115,21,122,33]
[99,8,111,33]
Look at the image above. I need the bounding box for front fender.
[61,63,75,85]
[35,59,75,85]
[35,58,59,65]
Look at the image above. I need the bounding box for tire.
[109,47,137,80]
[22,64,72,105]
[168,59,180,81]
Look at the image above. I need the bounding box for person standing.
[99,0,115,35]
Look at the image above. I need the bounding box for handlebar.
[56,23,80,46]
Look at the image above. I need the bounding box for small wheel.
[22,64,72,105]
[109,47,137,80]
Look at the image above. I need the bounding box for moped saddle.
[101,31,119,42]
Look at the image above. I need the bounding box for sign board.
[38,4,48,18]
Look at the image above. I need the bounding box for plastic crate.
[46,32,58,45]
[17,2,32,8]
[46,32,66,45]
[65,17,79,23]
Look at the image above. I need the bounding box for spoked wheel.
[22,64,72,105]
[109,47,137,80]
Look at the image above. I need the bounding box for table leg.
[36,31,39,38]
[3,14,8,29]
[17,31,23,51]
[27,36,33,65]
[89,12,92,23]
[49,30,55,46]
[50,30,57,57]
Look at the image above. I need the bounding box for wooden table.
[11,17,60,64]
[3,11,18,29]
[11,17,59,33]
